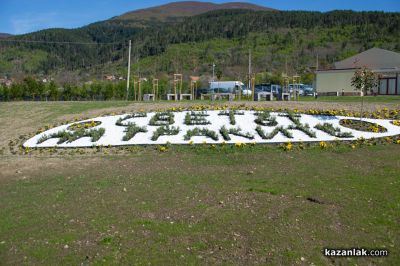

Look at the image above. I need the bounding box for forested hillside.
[0,9,399,83]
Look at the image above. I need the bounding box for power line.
[0,39,125,46]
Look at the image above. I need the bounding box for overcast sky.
[1,0,399,35]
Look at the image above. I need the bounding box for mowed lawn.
[0,101,399,265]
[299,95,400,103]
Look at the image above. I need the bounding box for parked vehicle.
[302,85,314,96]
[254,83,282,99]
[288,84,314,96]
[195,88,213,98]
[254,83,281,94]
[209,81,252,96]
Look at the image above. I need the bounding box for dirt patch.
[306,197,325,204]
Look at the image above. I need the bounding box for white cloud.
[11,12,61,34]
[10,11,88,34]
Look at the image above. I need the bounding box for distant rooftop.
[334,48,400,70]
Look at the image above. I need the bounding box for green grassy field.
[299,95,400,103]
[0,101,399,265]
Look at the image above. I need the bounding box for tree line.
[0,71,300,101]
[1,9,399,76]
[0,77,204,101]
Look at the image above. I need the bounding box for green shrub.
[116,112,147,126]
[184,111,211,125]
[122,123,148,141]
[37,128,105,144]
[184,128,219,141]
[149,112,175,126]
[219,110,244,125]
[339,119,387,133]
[220,126,254,141]
[282,112,316,138]
[151,126,180,141]
[256,126,293,140]
[254,111,278,126]
[315,123,353,138]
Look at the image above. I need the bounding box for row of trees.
[0,78,124,101]
[0,71,311,101]
[0,77,202,101]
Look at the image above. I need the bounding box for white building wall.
[315,70,356,94]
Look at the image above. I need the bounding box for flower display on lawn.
[392,120,400,126]
[23,108,400,148]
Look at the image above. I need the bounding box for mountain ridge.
[0,33,12,38]
[0,6,399,82]
[116,1,274,21]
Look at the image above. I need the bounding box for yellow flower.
[284,142,293,151]
[189,140,194,145]
[158,146,167,152]
[351,144,356,149]
[396,140,400,144]
[235,142,244,148]
[319,141,328,149]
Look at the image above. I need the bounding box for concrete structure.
[167,94,178,101]
[143,94,155,101]
[281,93,290,101]
[315,48,400,96]
[179,94,193,100]
[200,94,213,100]
[212,93,235,101]
[256,92,273,101]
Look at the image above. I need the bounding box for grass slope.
[0,101,399,264]
[0,145,399,265]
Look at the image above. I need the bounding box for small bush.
[149,112,175,126]
[151,126,180,141]
[219,110,244,125]
[184,128,219,141]
[340,119,387,133]
[256,126,293,140]
[116,112,147,126]
[220,126,254,141]
[315,123,353,138]
[254,111,278,126]
[37,128,105,144]
[122,123,147,141]
[184,112,211,125]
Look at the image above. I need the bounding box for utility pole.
[285,56,288,75]
[248,49,252,94]
[316,54,319,71]
[212,63,216,82]
[126,40,132,101]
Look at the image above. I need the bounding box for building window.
[388,79,396,95]
[379,76,398,95]
[379,79,387,95]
